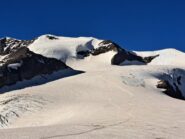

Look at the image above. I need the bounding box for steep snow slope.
[0,35,185,139]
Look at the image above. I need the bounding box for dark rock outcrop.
[157,80,184,100]
[156,69,185,100]
[0,47,69,88]
[142,55,160,63]
[77,50,91,57]
[101,40,159,65]
[91,40,118,55]
[77,40,159,65]
[46,35,59,40]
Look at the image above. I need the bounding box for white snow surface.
[28,35,104,63]
[135,48,185,66]
[1,35,185,139]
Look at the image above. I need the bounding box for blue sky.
[0,0,185,51]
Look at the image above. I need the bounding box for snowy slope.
[0,35,185,139]
[136,48,185,66]
[28,35,104,62]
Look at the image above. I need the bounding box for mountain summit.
[0,35,185,139]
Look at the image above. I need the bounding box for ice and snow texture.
[0,35,185,139]
[0,94,48,127]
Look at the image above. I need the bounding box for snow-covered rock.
[28,35,158,65]
[0,37,34,55]
[0,47,69,88]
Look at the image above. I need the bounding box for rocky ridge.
[0,35,183,101]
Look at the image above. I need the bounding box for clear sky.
[0,0,185,51]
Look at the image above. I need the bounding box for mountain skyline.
[1,0,185,51]
[0,34,185,138]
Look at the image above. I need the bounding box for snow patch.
[7,62,22,70]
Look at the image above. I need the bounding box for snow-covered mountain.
[0,34,185,139]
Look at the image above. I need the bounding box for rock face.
[0,47,68,88]
[99,40,159,65]
[91,40,118,55]
[157,69,185,100]
[96,40,159,65]
[77,40,159,65]
[0,37,34,55]
[45,35,59,40]
[157,80,184,100]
